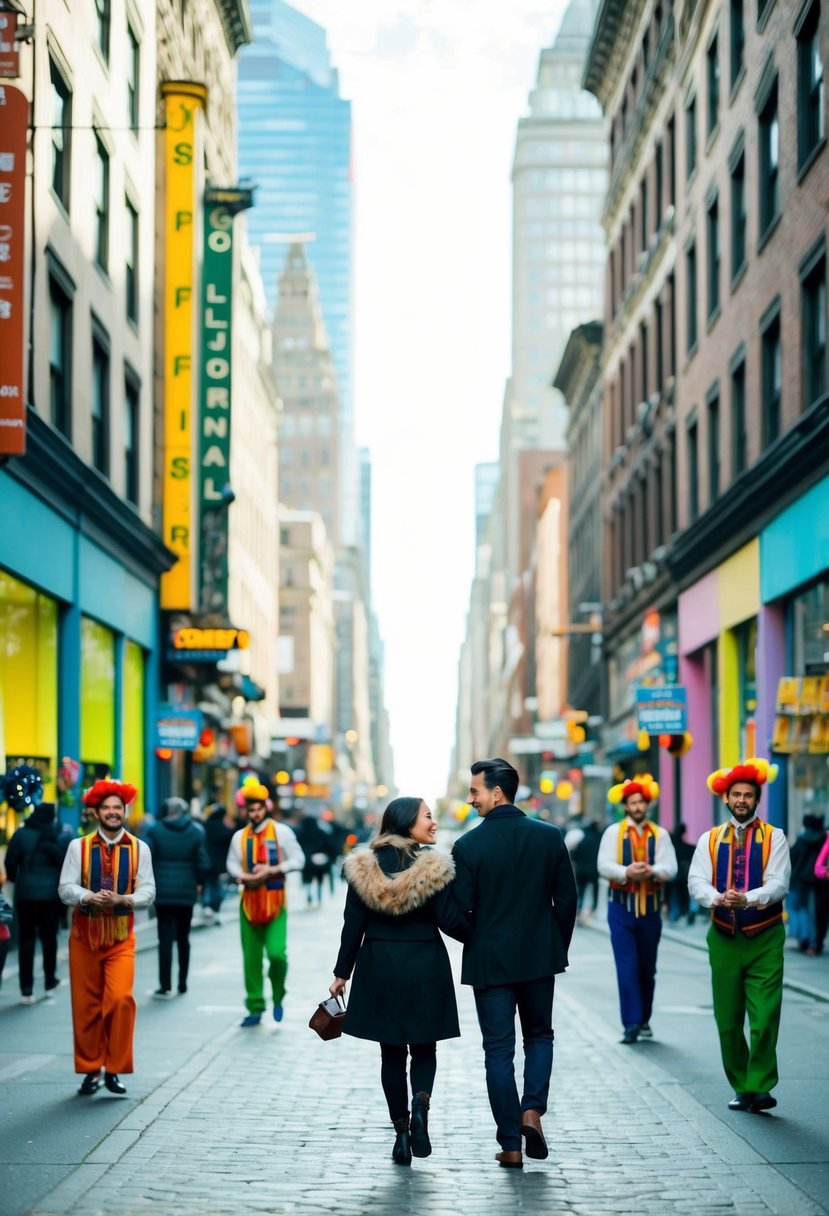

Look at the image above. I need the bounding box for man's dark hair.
[471,758,519,804]
[379,796,424,838]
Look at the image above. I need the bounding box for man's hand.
[329,977,347,998]
[626,861,651,880]
[84,891,133,908]
[722,888,749,909]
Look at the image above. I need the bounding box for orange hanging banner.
[0,84,27,456]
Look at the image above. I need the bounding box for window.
[802,247,827,407]
[127,24,140,131]
[655,296,664,391]
[758,81,780,237]
[761,303,782,447]
[640,177,649,252]
[668,271,677,376]
[667,115,676,206]
[730,0,745,89]
[797,0,825,169]
[124,374,140,505]
[707,194,720,318]
[95,0,111,63]
[707,33,720,136]
[94,137,109,270]
[91,333,110,476]
[686,239,698,353]
[730,144,747,279]
[641,320,649,401]
[48,276,72,438]
[126,199,139,323]
[687,418,700,522]
[49,58,71,209]
[707,388,720,502]
[731,353,747,474]
[686,94,697,179]
[655,141,664,230]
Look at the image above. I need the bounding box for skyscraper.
[238,0,357,542]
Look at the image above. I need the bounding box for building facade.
[585,0,828,838]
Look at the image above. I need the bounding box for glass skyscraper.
[238,0,356,542]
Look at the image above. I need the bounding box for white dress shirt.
[597,817,678,884]
[226,819,305,880]
[58,827,156,908]
[687,815,791,908]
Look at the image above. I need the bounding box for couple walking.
[330,757,578,1169]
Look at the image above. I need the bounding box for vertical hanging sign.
[160,82,207,610]
[198,186,253,615]
[0,85,27,456]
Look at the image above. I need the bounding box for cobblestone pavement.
[27,890,828,1216]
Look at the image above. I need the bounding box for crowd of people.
[0,754,826,1170]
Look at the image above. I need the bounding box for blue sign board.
[635,685,687,734]
[156,706,203,751]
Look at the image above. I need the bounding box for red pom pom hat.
[706,757,778,796]
[82,779,138,808]
[608,773,659,805]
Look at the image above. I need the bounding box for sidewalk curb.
[583,918,829,1004]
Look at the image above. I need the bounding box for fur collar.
[343,837,454,916]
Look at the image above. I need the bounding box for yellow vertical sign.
[160,82,208,609]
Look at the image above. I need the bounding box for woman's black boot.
[410,1092,432,1158]
[392,1115,412,1165]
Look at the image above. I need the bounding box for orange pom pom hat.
[82,779,138,808]
[608,772,660,805]
[239,775,270,803]
[706,757,778,796]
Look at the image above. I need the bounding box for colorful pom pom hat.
[608,772,660,805]
[237,775,270,804]
[706,757,778,797]
[82,779,138,808]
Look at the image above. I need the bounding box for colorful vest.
[240,821,285,925]
[609,820,661,917]
[708,819,783,938]
[72,831,139,949]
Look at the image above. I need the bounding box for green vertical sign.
[198,186,253,615]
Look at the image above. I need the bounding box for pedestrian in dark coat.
[4,802,70,1001]
[145,798,210,998]
[330,796,468,1167]
[452,758,578,1170]
[202,803,237,918]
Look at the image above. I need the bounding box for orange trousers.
[69,932,136,1075]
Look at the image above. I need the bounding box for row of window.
[608,437,678,592]
[48,270,141,506]
[608,273,677,454]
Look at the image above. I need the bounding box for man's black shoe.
[620,1028,639,1044]
[104,1073,127,1095]
[728,1093,752,1111]
[750,1092,777,1112]
[637,1022,653,1039]
[78,1072,100,1096]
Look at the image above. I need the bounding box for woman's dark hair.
[379,796,424,838]
[470,757,519,803]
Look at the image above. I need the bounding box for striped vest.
[73,831,139,949]
[608,820,661,917]
[240,821,285,925]
[708,819,783,938]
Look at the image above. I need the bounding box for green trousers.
[706,922,784,1094]
[240,909,288,1014]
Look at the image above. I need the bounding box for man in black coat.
[145,798,210,998]
[4,802,71,1002]
[452,758,577,1169]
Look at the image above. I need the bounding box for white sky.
[295,1,571,803]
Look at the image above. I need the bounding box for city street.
[1,875,827,1216]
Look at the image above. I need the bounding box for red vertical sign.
[0,84,26,456]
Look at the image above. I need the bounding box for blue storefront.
[0,413,173,832]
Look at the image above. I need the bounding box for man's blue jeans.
[473,976,556,1151]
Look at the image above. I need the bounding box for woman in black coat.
[330,796,468,1166]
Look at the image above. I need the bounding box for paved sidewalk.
[27,893,826,1216]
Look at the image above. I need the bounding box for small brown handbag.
[309,994,346,1041]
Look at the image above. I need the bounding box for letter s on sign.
[171,456,189,479]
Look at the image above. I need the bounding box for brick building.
[585,0,828,838]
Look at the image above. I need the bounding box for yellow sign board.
[160,82,207,609]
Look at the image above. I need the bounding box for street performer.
[226,777,305,1026]
[689,758,790,1114]
[597,773,677,1043]
[58,780,155,1096]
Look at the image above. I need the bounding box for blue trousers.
[607,901,662,1031]
[474,976,555,1151]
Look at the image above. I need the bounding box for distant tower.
[272,243,340,545]
[510,0,607,450]
[238,0,357,545]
